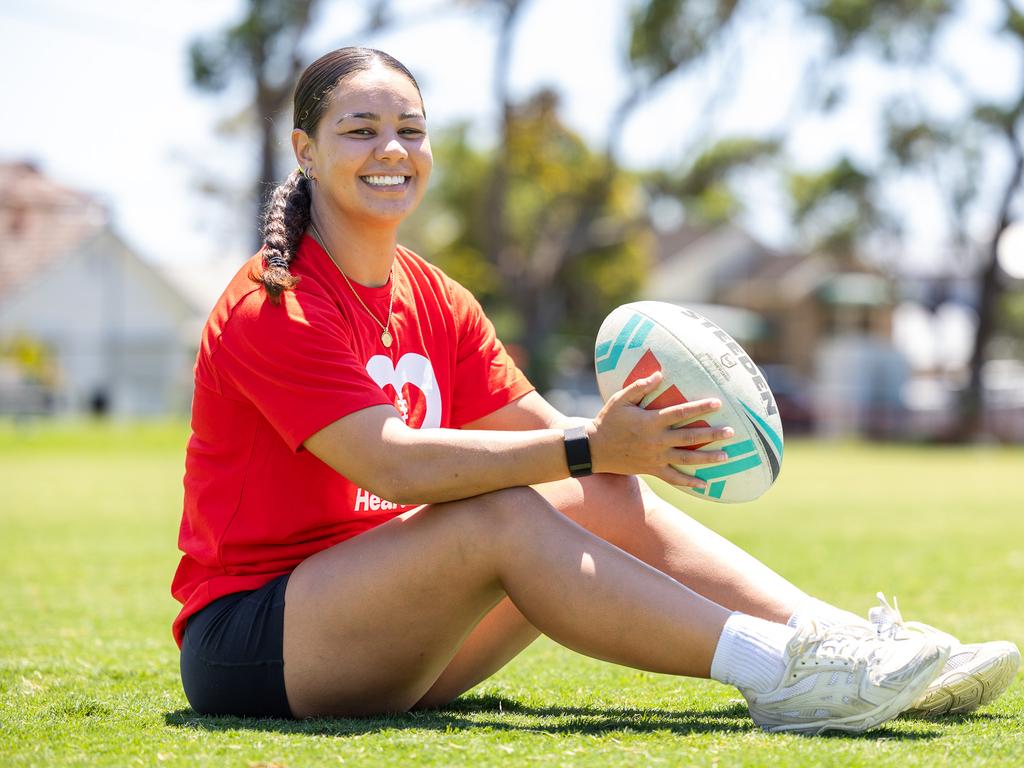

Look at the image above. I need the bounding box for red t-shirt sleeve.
[447,278,534,427]
[210,288,393,451]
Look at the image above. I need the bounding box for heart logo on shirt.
[365,353,441,429]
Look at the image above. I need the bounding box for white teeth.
[363,175,407,186]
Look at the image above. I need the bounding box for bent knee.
[438,486,550,527]
[546,473,642,509]
[428,486,558,552]
[539,474,644,530]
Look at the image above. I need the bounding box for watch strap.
[563,425,592,478]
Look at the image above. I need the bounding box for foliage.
[189,0,316,94]
[786,156,893,260]
[656,137,781,227]
[789,0,966,258]
[628,0,741,81]
[0,335,58,387]
[464,0,759,389]
[789,157,870,222]
[2,425,1023,766]
[804,0,951,58]
[674,137,780,199]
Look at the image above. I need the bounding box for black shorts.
[179,573,293,718]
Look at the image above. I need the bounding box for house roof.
[647,224,771,304]
[651,223,895,312]
[719,250,894,310]
[0,161,109,295]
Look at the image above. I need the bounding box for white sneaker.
[742,619,949,735]
[870,593,1021,717]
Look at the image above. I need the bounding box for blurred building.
[649,224,905,438]
[0,161,226,417]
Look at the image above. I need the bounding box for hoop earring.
[302,167,317,184]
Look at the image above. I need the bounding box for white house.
[0,161,234,417]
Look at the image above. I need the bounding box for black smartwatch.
[563,425,593,478]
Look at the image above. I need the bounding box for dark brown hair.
[252,47,424,303]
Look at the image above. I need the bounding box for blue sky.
[1,0,1018,272]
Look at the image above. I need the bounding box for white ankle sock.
[710,612,796,694]
[786,596,866,630]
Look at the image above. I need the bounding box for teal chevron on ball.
[595,301,784,503]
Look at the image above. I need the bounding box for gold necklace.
[309,223,395,348]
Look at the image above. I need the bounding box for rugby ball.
[594,301,783,503]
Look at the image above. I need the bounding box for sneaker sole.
[765,643,950,735]
[904,642,1020,717]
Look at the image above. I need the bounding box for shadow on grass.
[163,693,946,740]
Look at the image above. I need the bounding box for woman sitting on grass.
[171,46,1019,734]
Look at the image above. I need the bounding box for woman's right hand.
[587,371,734,489]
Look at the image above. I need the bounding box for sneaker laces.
[870,591,943,641]
[790,619,877,671]
[869,592,905,639]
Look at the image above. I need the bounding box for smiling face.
[293,64,432,231]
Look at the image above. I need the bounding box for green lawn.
[1,421,1022,767]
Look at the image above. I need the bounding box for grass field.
[1,420,1022,767]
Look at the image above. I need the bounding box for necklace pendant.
[381,329,393,348]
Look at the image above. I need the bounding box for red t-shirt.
[171,235,533,646]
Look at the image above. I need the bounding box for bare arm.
[460,391,581,432]
[303,372,733,505]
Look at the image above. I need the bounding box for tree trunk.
[518,275,565,391]
[484,0,523,266]
[960,132,1024,439]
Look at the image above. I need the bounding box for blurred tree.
[459,0,757,389]
[785,155,892,265]
[795,0,1024,438]
[653,136,781,229]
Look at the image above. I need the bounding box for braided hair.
[253,169,309,301]
[252,47,424,304]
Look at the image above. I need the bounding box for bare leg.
[552,475,809,622]
[418,474,807,707]
[283,486,730,717]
